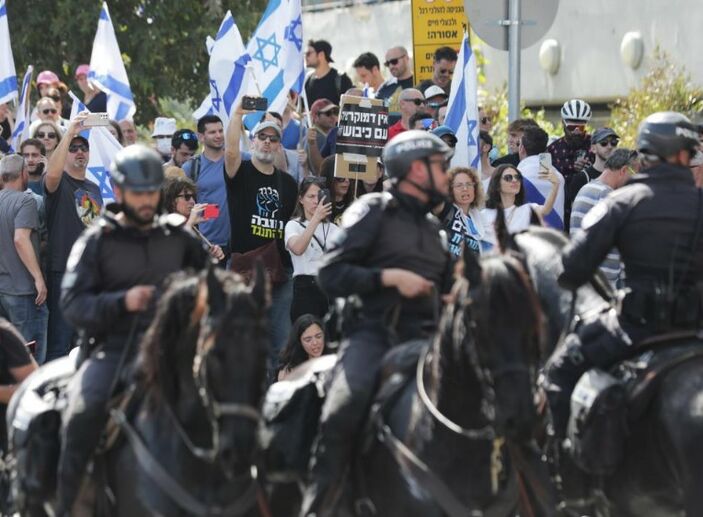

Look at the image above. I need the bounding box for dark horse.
[514,226,703,516]
[8,266,270,516]
[351,249,547,516]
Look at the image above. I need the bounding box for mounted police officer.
[56,145,208,515]
[543,112,703,440]
[300,130,454,516]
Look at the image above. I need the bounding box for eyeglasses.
[384,55,406,67]
[501,173,522,183]
[256,133,280,143]
[453,182,476,190]
[402,98,426,106]
[176,193,196,201]
[598,139,619,147]
[42,109,58,115]
[68,144,89,153]
[320,109,339,117]
[37,131,57,139]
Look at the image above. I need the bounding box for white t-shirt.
[284,218,341,277]
[480,203,540,245]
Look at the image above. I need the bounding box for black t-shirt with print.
[224,160,298,265]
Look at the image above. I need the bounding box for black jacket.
[61,212,208,351]
[318,191,453,336]
[561,163,703,294]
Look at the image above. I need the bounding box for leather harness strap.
[111,408,258,517]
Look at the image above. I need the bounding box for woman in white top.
[481,163,559,243]
[285,177,342,321]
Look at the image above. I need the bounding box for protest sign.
[334,95,388,183]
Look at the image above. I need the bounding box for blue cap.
[431,125,457,142]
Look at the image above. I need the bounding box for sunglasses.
[178,132,197,141]
[68,144,89,153]
[177,193,196,201]
[565,124,586,132]
[256,133,280,143]
[321,109,339,117]
[428,102,445,109]
[302,177,326,187]
[384,55,406,67]
[480,116,491,125]
[598,139,619,147]
[501,173,522,182]
[402,98,426,106]
[37,131,57,139]
[42,109,58,115]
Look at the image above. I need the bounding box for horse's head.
[462,248,542,441]
[191,265,270,469]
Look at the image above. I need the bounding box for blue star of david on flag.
[88,166,114,200]
[466,118,478,146]
[284,15,303,51]
[253,33,282,73]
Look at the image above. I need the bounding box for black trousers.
[291,275,329,322]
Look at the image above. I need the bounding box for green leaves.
[6,0,267,124]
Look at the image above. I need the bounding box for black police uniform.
[56,210,208,512]
[300,190,453,515]
[544,162,703,436]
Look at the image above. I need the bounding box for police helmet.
[110,144,165,192]
[636,111,700,158]
[382,130,454,180]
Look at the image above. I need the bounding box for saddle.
[568,333,703,475]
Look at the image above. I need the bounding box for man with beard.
[43,115,102,361]
[55,145,208,516]
[183,115,230,257]
[225,102,298,367]
[547,99,593,182]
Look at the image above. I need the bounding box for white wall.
[303,0,703,106]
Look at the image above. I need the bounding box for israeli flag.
[0,0,17,105]
[68,90,91,140]
[87,126,121,204]
[444,32,480,170]
[193,11,249,124]
[88,3,135,121]
[9,66,33,151]
[520,156,566,230]
[243,0,305,128]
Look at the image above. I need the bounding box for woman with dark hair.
[161,176,225,261]
[277,314,327,381]
[320,156,353,224]
[107,120,124,145]
[437,167,489,257]
[285,176,341,321]
[480,163,559,242]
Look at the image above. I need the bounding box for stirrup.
[354,497,377,516]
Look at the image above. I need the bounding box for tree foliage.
[610,47,703,148]
[6,0,267,124]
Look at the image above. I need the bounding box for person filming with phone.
[285,177,341,321]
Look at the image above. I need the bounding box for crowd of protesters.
[0,40,702,388]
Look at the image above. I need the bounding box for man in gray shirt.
[569,148,639,287]
[0,155,48,363]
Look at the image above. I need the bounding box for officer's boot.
[541,334,591,441]
[300,436,349,517]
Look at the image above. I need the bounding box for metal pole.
[508,0,521,122]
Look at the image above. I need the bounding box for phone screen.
[538,152,552,175]
[203,204,220,220]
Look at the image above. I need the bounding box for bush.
[609,47,703,148]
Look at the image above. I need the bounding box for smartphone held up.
[242,96,269,111]
[203,204,220,220]
[538,152,552,177]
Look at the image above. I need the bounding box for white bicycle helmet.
[560,99,592,122]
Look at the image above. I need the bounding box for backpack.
[185,154,202,182]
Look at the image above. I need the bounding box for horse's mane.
[137,271,201,403]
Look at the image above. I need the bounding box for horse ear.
[205,265,225,316]
[495,205,518,253]
[463,245,482,286]
[250,260,271,309]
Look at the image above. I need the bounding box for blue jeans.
[268,271,293,378]
[0,293,49,364]
[46,271,75,362]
